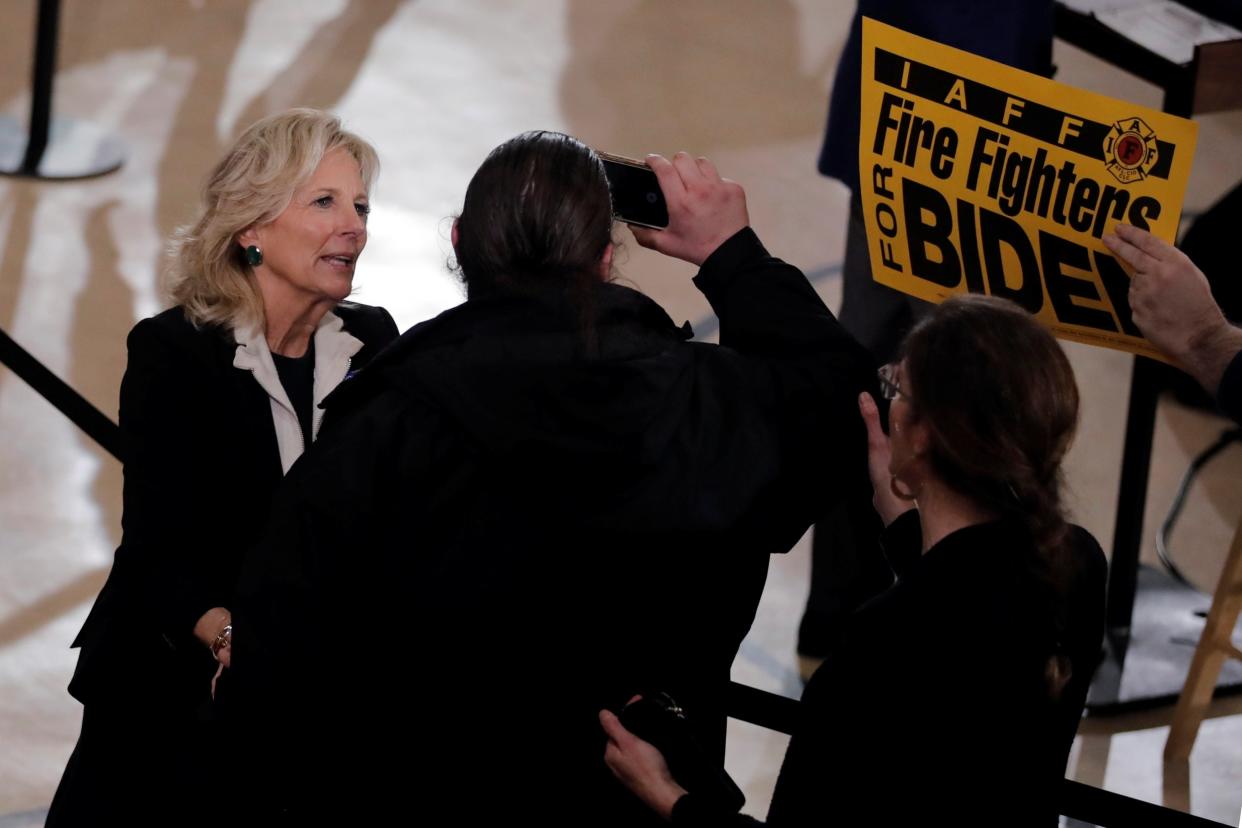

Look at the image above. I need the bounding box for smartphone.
[598,152,669,229]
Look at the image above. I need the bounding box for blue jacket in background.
[819,0,1056,191]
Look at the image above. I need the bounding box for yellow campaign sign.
[859,17,1197,360]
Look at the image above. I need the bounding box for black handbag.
[618,691,746,813]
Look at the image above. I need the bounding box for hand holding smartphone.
[599,149,750,266]
[599,152,670,230]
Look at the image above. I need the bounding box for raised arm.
[627,153,876,558]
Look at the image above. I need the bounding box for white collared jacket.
[231,310,364,474]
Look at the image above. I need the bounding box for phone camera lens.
[646,192,658,204]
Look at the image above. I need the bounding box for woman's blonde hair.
[166,108,379,330]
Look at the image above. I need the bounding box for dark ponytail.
[454,131,612,288]
[899,295,1080,699]
[899,294,1078,562]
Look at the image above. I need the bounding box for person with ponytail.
[222,131,875,823]
[601,294,1107,826]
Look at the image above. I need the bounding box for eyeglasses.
[877,363,904,401]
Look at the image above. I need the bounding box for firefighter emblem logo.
[1104,117,1158,184]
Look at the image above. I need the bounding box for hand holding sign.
[1103,224,1242,394]
[858,18,1198,360]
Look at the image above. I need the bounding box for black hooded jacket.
[223,228,874,824]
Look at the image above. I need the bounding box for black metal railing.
[726,682,1229,828]
[0,326,123,460]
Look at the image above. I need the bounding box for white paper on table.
[1061,0,1137,13]
[1088,1,1242,65]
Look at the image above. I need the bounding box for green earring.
[245,245,263,267]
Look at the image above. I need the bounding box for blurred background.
[0,1,1239,823]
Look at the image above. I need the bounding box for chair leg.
[1164,520,1242,761]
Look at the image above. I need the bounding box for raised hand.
[628,152,749,266]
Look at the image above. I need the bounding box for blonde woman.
[47,108,398,825]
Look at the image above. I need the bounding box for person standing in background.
[798,0,1060,678]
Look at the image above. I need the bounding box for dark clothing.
[1219,350,1242,424]
[677,512,1108,827]
[818,0,1055,191]
[271,343,316,450]
[48,302,397,828]
[818,0,1055,358]
[223,228,875,825]
[1174,178,1242,422]
[837,190,931,366]
[802,0,1058,660]
[795,474,889,658]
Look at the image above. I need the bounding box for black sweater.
[223,228,876,825]
[1218,350,1242,424]
[674,511,1107,827]
[68,301,398,706]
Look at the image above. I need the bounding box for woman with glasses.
[601,294,1107,826]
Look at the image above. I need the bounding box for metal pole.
[19,0,61,175]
